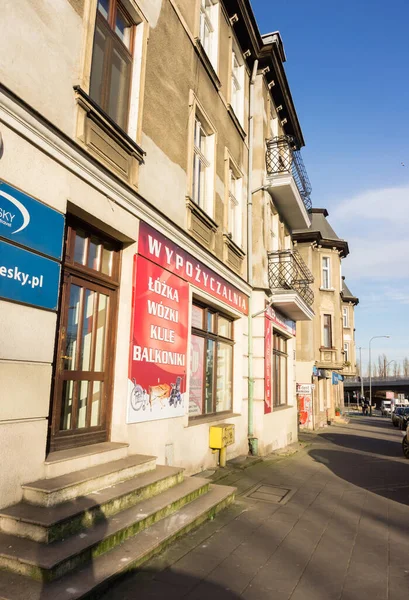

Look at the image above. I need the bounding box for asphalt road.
[100,415,409,600]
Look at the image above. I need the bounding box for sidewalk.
[100,418,409,600]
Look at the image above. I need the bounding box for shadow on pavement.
[99,569,242,600]
[320,431,403,457]
[309,446,409,506]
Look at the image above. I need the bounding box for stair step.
[0,477,210,582]
[44,442,130,479]
[0,466,184,543]
[0,484,235,600]
[21,454,157,507]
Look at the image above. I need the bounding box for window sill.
[227,104,247,140]
[186,196,218,251]
[319,287,335,292]
[194,39,222,91]
[187,412,240,427]
[74,86,145,183]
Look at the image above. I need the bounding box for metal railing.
[268,249,314,306]
[266,136,312,211]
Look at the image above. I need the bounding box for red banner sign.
[265,305,296,336]
[138,222,248,315]
[264,316,272,414]
[127,255,189,423]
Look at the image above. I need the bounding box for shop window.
[90,0,135,130]
[273,332,288,407]
[323,314,332,348]
[189,303,234,417]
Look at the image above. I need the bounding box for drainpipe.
[247,59,258,454]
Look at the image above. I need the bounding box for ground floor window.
[189,302,234,417]
[273,331,288,407]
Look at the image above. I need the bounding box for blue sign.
[0,240,61,310]
[0,181,65,260]
[332,372,344,385]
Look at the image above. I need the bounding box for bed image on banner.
[127,255,189,423]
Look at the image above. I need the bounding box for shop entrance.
[49,221,120,452]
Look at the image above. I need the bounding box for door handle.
[61,355,72,360]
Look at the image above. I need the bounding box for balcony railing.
[266,136,312,211]
[268,249,314,306]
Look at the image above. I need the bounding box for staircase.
[0,452,235,599]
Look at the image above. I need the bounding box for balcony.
[266,136,312,230]
[268,250,314,321]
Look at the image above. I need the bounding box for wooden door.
[49,222,120,451]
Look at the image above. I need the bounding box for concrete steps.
[0,484,234,600]
[0,452,235,599]
[0,465,184,543]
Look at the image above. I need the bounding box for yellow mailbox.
[209,423,235,467]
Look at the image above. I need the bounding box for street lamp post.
[358,346,365,404]
[369,335,391,415]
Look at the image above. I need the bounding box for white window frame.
[191,109,215,217]
[342,306,349,328]
[230,47,244,124]
[322,256,331,289]
[227,167,243,246]
[199,0,219,71]
[344,342,350,363]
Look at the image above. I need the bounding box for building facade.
[294,209,358,428]
[0,0,316,511]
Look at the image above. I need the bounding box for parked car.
[392,406,405,427]
[402,424,409,459]
[381,400,392,416]
[397,407,409,430]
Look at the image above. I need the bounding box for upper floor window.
[322,256,331,289]
[230,49,244,123]
[90,0,135,130]
[343,306,349,328]
[323,314,332,348]
[192,114,215,215]
[228,167,242,246]
[344,342,350,363]
[199,0,219,70]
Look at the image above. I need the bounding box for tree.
[403,357,409,377]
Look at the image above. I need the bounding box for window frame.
[323,314,332,349]
[230,46,245,124]
[189,98,216,218]
[199,0,219,71]
[189,301,234,419]
[89,0,136,131]
[342,306,349,328]
[272,331,288,408]
[344,342,350,363]
[322,256,331,289]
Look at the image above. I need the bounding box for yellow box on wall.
[209,423,235,449]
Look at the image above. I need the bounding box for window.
[192,113,215,215]
[90,0,135,130]
[189,303,234,417]
[343,307,349,328]
[228,168,242,246]
[199,0,219,69]
[323,314,332,348]
[230,49,244,123]
[273,332,288,407]
[322,257,331,289]
[344,342,349,363]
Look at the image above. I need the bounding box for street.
[101,416,409,600]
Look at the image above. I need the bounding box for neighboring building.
[341,277,359,380]
[294,208,357,428]
[250,32,314,453]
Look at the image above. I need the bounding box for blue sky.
[251,0,409,372]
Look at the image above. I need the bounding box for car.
[398,407,409,430]
[392,406,405,427]
[381,400,392,416]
